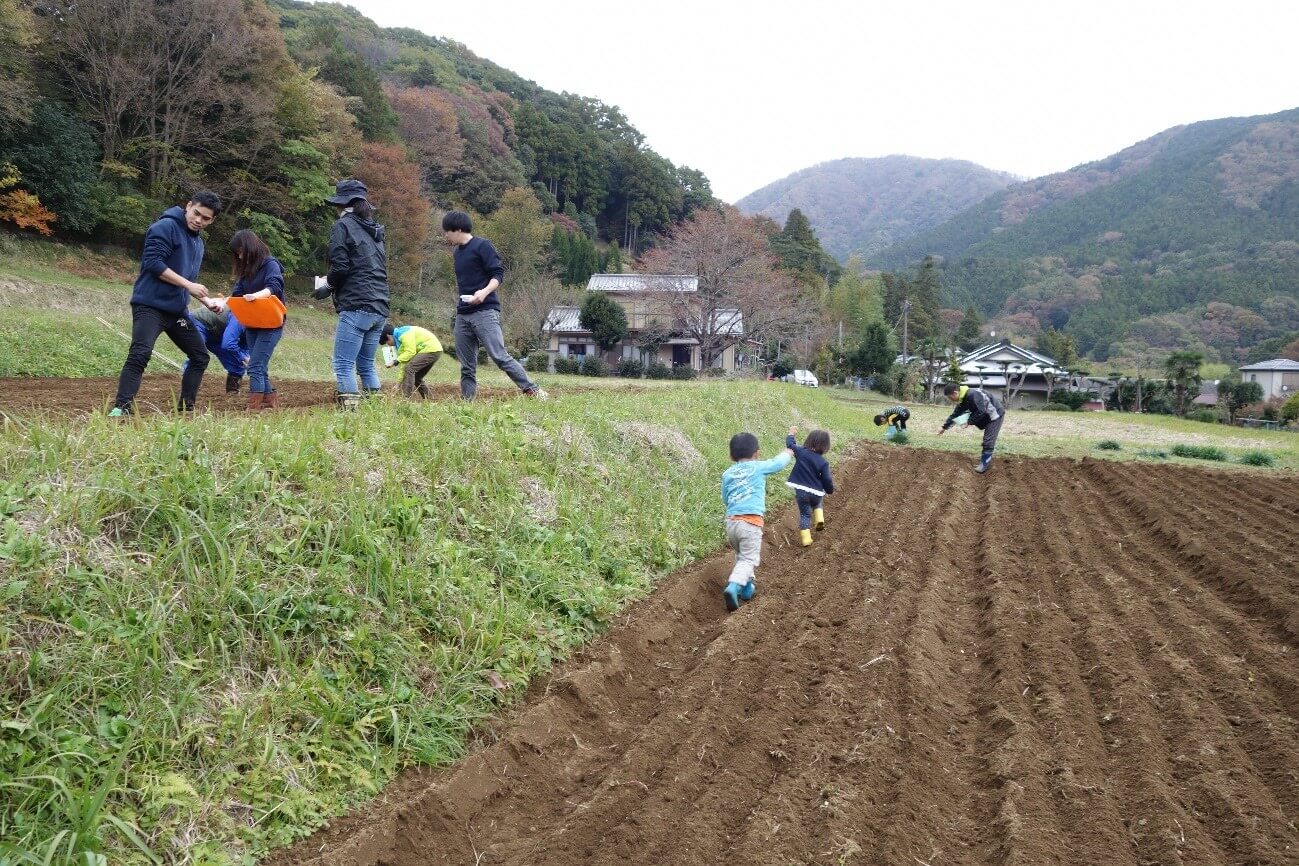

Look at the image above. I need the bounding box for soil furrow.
[267,449,1299,866]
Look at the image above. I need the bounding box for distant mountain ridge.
[735,155,1017,261]
[865,107,1299,365]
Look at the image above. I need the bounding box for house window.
[564,343,587,359]
[1250,373,1256,382]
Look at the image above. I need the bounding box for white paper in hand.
[313,275,330,292]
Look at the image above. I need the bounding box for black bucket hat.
[381,322,394,344]
[325,178,369,206]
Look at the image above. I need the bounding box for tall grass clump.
[0,380,864,864]
[1094,439,1122,451]
[1238,450,1276,467]
[1170,443,1228,461]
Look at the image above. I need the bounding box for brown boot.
[246,392,265,411]
[262,390,279,410]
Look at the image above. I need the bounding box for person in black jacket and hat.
[939,383,1006,473]
[314,179,390,410]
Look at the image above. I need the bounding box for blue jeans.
[795,490,823,530]
[333,310,385,394]
[246,327,283,394]
[190,317,247,376]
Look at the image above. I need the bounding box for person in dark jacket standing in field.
[939,383,1006,473]
[442,210,547,401]
[314,179,390,411]
[109,191,223,416]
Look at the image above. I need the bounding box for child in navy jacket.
[786,426,834,547]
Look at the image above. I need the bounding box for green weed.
[1238,450,1276,467]
[1094,439,1122,451]
[1171,443,1228,461]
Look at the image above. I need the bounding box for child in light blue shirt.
[720,432,793,611]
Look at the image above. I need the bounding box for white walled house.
[543,274,756,372]
[1238,358,1299,400]
[953,340,1074,408]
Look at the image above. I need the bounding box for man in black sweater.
[939,383,1005,473]
[442,210,547,401]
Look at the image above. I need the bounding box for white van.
[790,369,819,388]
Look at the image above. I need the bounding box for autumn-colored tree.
[352,142,430,280]
[0,162,56,235]
[641,206,815,367]
[385,85,463,180]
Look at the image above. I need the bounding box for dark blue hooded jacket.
[785,434,835,497]
[131,206,206,315]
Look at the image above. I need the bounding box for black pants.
[980,414,1005,465]
[114,304,210,412]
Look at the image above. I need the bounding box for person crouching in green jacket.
[381,323,443,399]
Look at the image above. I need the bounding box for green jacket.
[393,325,443,363]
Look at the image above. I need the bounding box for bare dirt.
[0,376,514,416]
[267,447,1299,866]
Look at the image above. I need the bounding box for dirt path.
[0,376,513,416]
[268,448,1299,865]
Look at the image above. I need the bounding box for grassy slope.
[0,380,867,865]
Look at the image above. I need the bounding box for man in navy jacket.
[110,191,223,415]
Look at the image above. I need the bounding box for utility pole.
[901,299,911,362]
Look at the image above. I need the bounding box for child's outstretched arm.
[786,425,798,450]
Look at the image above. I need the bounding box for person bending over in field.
[720,432,793,612]
[873,406,910,439]
[938,383,1005,474]
[786,426,834,547]
[187,302,247,395]
[380,322,443,399]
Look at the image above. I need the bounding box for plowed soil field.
[0,376,511,415]
[271,447,1299,866]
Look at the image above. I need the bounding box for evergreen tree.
[579,291,628,351]
[603,241,622,274]
[852,321,896,376]
[955,305,984,350]
[0,100,100,233]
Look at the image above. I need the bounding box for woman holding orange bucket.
[228,229,287,410]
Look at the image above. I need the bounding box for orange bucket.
[226,295,287,329]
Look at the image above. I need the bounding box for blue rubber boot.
[723,582,742,612]
[740,581,756,602]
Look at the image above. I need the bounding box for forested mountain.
[735,156,1017,261]
[868,108,1299,366]
[0,0,714,281]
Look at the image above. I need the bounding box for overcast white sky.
[337,0,1299,202]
